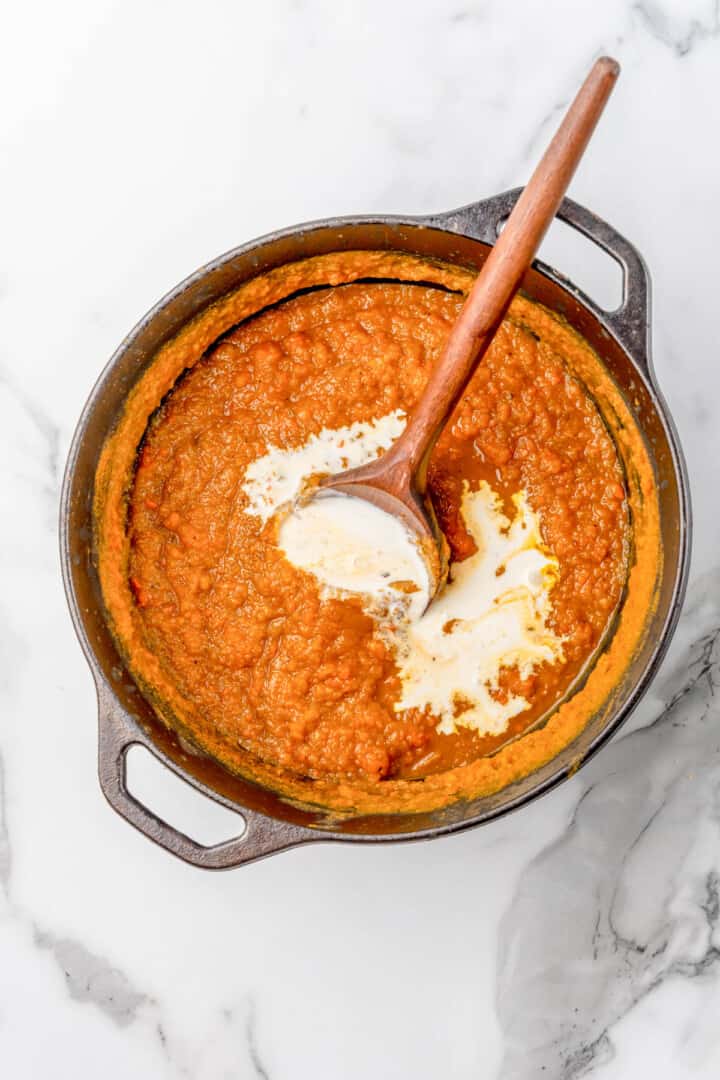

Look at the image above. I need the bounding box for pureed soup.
[95,252,661,816]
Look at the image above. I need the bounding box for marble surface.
[2,1,720,1076]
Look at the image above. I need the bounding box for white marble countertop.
[3,1,720,1076]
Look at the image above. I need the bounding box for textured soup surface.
[126,280,628,785]
[95,251,659,814]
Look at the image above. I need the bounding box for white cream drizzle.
[243,410,406,523]
[392,483,564,735]
[242,411,564,737]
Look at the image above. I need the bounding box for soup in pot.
[95,251,660,815]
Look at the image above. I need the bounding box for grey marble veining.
[0,755,268,1076]
[0,365,61,490]
[498,573,720,1077]
[246,1002,272,1080]
[34,931,150,1027]
[632,0,720,56]
[2,1,719,1077]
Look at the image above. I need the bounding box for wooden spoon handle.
[396,56,620,491]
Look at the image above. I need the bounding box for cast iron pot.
[60,189,691,869]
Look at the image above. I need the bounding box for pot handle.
[97,689,312,869]
[428,188,652,373]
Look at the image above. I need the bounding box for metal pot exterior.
[60,190,691,868]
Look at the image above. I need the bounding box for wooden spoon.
[319,56,620,597]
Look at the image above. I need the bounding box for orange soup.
[94,252,660,815]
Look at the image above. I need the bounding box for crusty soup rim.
[94,250,661,817]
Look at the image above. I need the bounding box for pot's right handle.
[97,688,312,869]
[428,188,652,374]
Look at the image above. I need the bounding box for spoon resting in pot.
[282,56,620,611]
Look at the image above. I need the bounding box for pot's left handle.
[97,690,312,869]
